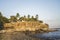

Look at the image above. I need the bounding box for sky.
[0,0,60,28]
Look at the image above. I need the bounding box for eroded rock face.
[40,23,49,31]
[4,21,49,31]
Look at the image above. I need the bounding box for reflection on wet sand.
[0,32,42,40]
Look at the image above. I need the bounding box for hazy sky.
[0,0,60,28]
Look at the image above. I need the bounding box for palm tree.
[0,12,3,17]
[31,16,35,21]
[35,14,38,20]
[27,15,31,21]
[28,15,30,18]
[16,13,20,20]
[23,15,26,21]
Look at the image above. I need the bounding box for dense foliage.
[0,12,9,30]
[0,12,44,30]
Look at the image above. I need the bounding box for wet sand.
[0,31,43,40]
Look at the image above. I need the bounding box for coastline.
[0,31,43,40]
[0,28,58,34]
[0,28,59,40]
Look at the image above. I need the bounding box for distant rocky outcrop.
[0,12,49,32]
[4,21,49,31]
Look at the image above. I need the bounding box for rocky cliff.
[4,21,49,31]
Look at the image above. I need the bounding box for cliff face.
[4,21,49,31]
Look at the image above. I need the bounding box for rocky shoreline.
[0,31,44,40]
[0,28,58,33]
[0,29,58,40]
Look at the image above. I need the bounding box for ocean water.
[0,20,60,40]
[34,20,60,40]
[34,29,60,40]
[0,29,60,40]
[44,20,60,28]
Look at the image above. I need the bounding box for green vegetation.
[10,16,17,22]
[0,12,9,30]
[16,13,20,20]
[9,13,39,22]
[0,12,48,30]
